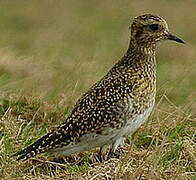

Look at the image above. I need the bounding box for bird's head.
[130,14,184,47]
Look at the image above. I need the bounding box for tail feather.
[12,130,66,161]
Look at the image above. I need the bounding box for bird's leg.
[107,145,115,159]
[97,149,104,162]
[107,137,125,159]
[107,146,122,159]
[97,145,108,162]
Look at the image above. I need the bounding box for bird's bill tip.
[167,33,185,44]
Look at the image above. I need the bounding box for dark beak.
[167,33,185,44]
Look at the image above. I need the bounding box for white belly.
[120,105,154,137]
[52,106,154,156]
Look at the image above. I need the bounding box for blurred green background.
[0,0,195,112]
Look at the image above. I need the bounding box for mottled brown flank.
[14,14,167,160]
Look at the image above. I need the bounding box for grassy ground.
[0,0,195,179]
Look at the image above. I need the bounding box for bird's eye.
[149,24,159,31]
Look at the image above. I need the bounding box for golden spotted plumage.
[13,14,184,161]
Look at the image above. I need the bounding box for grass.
[0,0,196,179]
[1,95,195,179]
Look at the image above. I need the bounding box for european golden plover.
[13,14,184,161]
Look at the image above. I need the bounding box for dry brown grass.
[0,93,195,179]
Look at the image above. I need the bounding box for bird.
[12,14,184,161]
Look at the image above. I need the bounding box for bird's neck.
[125,39,156,66]
[110,39,157,76]
[127,39,156,57]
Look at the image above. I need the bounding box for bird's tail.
[11,130,64,161]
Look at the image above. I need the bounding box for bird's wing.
[12,70,133,160]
